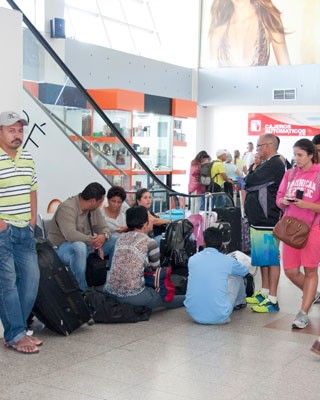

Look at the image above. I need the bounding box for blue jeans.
[55,236,117,292]
[0,224,40,345]
[105,286,185,310]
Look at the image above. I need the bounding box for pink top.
[276,164,320,227]
[188,162,206,194]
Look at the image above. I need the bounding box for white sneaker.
[292,310,309,329]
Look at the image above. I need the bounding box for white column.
[0,7,23,112]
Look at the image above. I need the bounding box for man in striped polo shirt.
[0,111,41,354]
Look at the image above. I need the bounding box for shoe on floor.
[251,298,279,313]
[233,303,247,311]
[310,339,320,355]
[292,310,309,329]
[313,291,320,305]
[246,290,267,305]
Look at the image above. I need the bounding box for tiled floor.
[1,271,320,400]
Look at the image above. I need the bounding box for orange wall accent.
[87,89,144,112]
[23,81,39,98]
[172,98,197,118]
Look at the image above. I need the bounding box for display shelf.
[173,140,187,147]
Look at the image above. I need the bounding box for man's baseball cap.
[0,111,28,127]
[216,149,227,157]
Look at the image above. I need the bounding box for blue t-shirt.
[184,248,248,324]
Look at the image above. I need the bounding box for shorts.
[250,226,280,267]
[281,225,320,269]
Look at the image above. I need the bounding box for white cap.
[216,149,227,157]
[0,111,28,127]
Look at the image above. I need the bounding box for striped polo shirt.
[0,146,38,226]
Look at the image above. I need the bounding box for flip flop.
[26,336,43,347]
[3,335,43,348]
[10,343,39,354]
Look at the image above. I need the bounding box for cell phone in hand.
[287,198,296,202]
[296,190,304,200]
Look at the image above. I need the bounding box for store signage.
[248,113,320,136]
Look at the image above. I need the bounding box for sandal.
[4,336,40,354]
[26,336,43,346]
[10,343,39,354]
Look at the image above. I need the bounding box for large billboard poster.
[201,0,320,68]
[248,113,320,136]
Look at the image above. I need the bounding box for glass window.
[64,0,200,68]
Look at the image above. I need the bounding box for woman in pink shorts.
[276,138,320,329]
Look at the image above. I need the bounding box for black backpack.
[160,219,196,269]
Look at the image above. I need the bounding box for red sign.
[248,113,320,136]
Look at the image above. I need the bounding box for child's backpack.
[160,219,196,270]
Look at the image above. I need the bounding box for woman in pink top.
[276,139,320,330]
[188,151,210,214]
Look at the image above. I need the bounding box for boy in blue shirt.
[184,227,248,324]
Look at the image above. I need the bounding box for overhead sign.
[248,113,320,136]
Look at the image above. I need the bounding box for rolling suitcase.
[33,240,92,335]
[187,213,204,249]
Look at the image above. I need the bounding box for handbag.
[86,212,108,287]
[273,215,315,249]
[86,251,108,287]
[144,267,175,302]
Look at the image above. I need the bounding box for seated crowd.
[44,182,249,320]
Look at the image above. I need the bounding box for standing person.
[208,0,290,67]
[276,139,320,328]
[47,182,116,292]
[223,151,242,199]
[245,134,285,312]
[0,111,41,354]
[242,142,255,170]
[188,151,211,214]
[210,149,232,191]
[234,149,247,205]
[184,227,248,324]
[248,153,262,174]
[312,134,320,160]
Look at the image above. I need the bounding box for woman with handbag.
[276,139,320,329]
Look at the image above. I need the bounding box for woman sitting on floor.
[104,206,185,309]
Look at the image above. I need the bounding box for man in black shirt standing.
[245,134,285,313]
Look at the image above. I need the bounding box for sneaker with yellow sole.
[245,290,267,305]
[251,298,280,313]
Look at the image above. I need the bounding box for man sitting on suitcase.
[184,227,248,325]
[47,182,116,292]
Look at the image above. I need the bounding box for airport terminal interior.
[1,272,320,400]
[1,1,320,399]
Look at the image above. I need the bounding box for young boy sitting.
[184,226,249,324]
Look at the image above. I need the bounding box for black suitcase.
[33,240,92,335]
[214,207,242,252]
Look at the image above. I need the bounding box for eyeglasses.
[256,142,272,148]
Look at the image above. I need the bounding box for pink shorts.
[281,225,320,269]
